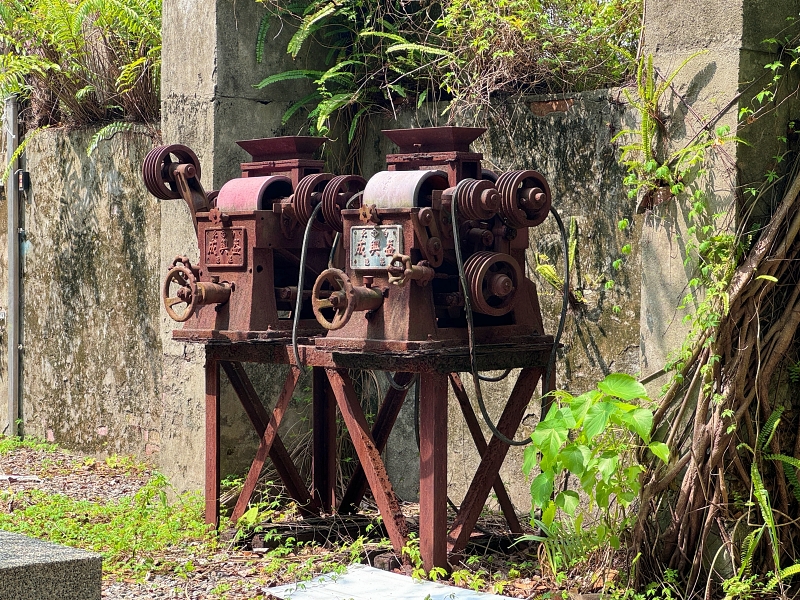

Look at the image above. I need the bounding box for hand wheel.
[311,268,355,330]
[162,258,198,322]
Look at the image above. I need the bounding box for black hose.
[383,371,418,391]
[328,191,364,269]
[292,201,324,370]
[451,180,570,446]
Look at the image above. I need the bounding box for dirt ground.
[0,444,574,599]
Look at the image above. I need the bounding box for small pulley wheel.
[162,258,198,322]
[463,251,522,316]
[496,170,551,228]
[321,175,367,233]
[457,178,501,221]
[142,144,201,200]
[293,173,334,230]
[311,268,355,330]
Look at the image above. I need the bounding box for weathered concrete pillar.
[159,0,320,490]
[640,0,799,388]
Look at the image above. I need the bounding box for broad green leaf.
[648,441,670,464]
[583,402,616,441]
[530,472,554,508]
[596,453,618,484]
[522,445,538,478]
[531,419,569,461]
[618,408,654,443]
[555,490,580,515]
[595,480,612,509]
[597,373,649,401]
[541,501,557,527]
[556,406,576,428]
[560,444,588,475]
[566,389,599,424]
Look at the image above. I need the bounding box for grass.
[0,472,211,581]
[0,435,57,455]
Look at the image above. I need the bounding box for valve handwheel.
[162,258,199,322]
[311,268,355,330]
[142,144,201,200]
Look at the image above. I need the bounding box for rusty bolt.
[418,207,434,227]
[488,273,513,297]
[519,187,545,209]
[363,275,374,288]
[480,188,501,212]
[427,237,442,254]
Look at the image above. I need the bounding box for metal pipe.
[5,95,19,437]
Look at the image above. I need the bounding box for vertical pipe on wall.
[5,96,19,437]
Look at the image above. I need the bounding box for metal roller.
[363,170,449,209]
[462,251,522,316]
[215,176,293,212]
[321,175,367,232]
[142,144,201,200]
[496,170,552,228]
[293,173,334,229]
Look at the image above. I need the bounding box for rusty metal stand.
[203,342,551,570]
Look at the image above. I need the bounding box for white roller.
[362,170,448,208]
[215,175,292,211]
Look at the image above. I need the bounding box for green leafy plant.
[255,0,641,140]
[0,472,210,581]
[522,373,667,537]
[0,0,161,127]
[613,52,739,204]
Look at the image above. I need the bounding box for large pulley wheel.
[463,251,522,316]
[142,144,201,200]
[293,173,334,230]
[496,170,551,228]
[162,258,199,322]
[312,268,355,330]
[321,175,367,233]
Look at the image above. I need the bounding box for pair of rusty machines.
[142,127,565,570]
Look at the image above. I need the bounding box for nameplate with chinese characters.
[349,225,403,270]
[205,227,246,268]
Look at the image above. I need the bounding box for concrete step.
[0,530,101,600]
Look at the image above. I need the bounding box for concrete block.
[0,530,101,600]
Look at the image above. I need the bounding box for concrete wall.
[639,0,800,390]
[5,130,164,459]
[367,93,640,508]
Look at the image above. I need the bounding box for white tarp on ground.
[268,564,511,600]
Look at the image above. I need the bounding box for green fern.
[86,122,148,156]
[766,563,800,590]
[256,13,271,64]
[1,126,50,184]
[757,407,784,451]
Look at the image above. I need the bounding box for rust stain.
[530,98,574,116]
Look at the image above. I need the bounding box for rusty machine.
[142,136,366,341]
[143,128,567,573]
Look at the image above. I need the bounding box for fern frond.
[758,407,784,451]
[281,92,322,125]
[86,121,148,156]
[254,70,324,90]
[766,562,800,590]
[287,3,336,58]
[255,13,270,63]
[2,126,50,184]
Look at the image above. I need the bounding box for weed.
[0,435,57,455]
[0,472,210,581]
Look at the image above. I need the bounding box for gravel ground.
[0,444,561,599]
